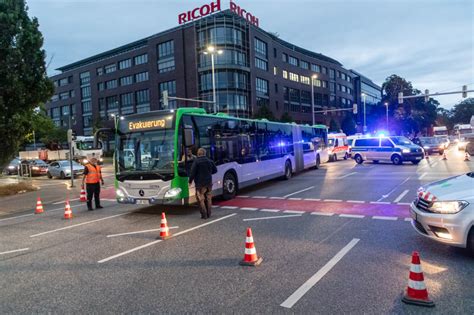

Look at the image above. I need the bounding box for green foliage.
[28,108,67,148]
[252,104,276,121]
[451,98,474,124]
[279,112,293,123]
[0,0,54,165]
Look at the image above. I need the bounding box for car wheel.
[314,155,321,169]
[411,160,421,165]
[373,160,379,164]
[283,161,292,180]
[354,154,363,164]
[222,172,237,200]
[392,155,402,165]
[344,152,348,160]
[333,153,337,162]
[47,172,52,179]
[60,171,65,179]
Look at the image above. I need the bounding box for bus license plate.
[136,200,148,205]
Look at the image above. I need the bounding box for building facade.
[350,70,382,132]
[46,9,374,144]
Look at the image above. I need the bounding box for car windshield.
[33,160,48,166]
[59,161,81,167]
[10,159,20,165]
[117,128,175,175]
[328,138,335,147]
[390,136,412,145]
[420,138,437,144]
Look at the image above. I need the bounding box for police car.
[351,136,424,165]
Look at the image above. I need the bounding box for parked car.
[435,135,450,149]
[328,133,349,161]
[412,137,444,155]
[410,172,474,252]
[3,158,21,175]
[351,136,424,165]
[47,160,85,179]
[19,159,49,176]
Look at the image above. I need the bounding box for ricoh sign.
[178,0,259,27]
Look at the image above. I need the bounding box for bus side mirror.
[184,128,195,147]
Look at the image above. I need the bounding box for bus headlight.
[116,188,125,198]
[165,188,181,198]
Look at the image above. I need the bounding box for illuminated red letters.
[230,1,259,27]
[178,0,221,24]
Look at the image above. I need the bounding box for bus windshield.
[76,140,101,150]
[117,129,175,175]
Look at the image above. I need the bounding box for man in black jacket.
[189,148,217,219]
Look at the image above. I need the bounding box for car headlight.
[8,166,15,169]
[83,159,88,164]
[423,146,429,149]
[428,201,469,214]
[402,149,410,153]
[116,188,125,198]
[99,158,104,162]
[164,188,182,198]
[32,166,39,170]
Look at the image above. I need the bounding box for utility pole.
[398,85,473,104]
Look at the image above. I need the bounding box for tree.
[252,104,276,121]
[0,0,54,166]
[329,119,340,132]
[451,98,474,124]
[280,112,293,123]
[25,109,67,149]
[341,114,357,135]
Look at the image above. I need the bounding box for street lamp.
[311,74,318,125]
[384,102,389,131]
[362,93,367,133]
[203,46,223,113]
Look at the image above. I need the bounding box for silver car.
[47,160,85,179]
[410,172,474,251]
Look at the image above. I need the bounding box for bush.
[0,182,37,197]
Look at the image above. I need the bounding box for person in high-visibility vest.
[81,157,104,210]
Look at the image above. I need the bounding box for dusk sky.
[28,0,473,109]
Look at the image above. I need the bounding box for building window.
[135,71,149,83]
[136,89,150,113]
[79,71,90,86]
[322,80,328,88]
[98,82,105,91]
[99,98,106,118]
[61,105,70,116]
[329,68,335,79]
[120,75,133,86]
[311,64,321,73]
[300,60,309,70]
[158,59,175,73]
[289,72,299,82]
[254,38,267,57]
[105,79,117,89]
[289,88,300,103]
[134,53,148,65]
[282,53,288,62]
[301,90,311,105]
[82,100,92,113]
[273,66,277,76]
[274,83,278,93]
[313,79,322,87]
[300,75,310,85]
[59,92,69,100]
[118,59,131,70]
[70,90,75,98]
[83,115,92,128]
[256,78,269,96]
[158,40,174,58]
[159,81,176,109]
[59,77,69,86]
[106,96,119,116]
[104,64,117,74]
[282,70,288,79]
[51,107,60,118]
[81,86,91,98]
[97,67,103,76]
[256,97,269,107]
[288,56,298,67]
[121,92,134,115]
[51,94,59,102]
[322,66,328,74]
[255,57,268,71]
[273,48,277,58]
[198,26,243,47]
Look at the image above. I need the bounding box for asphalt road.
[0,147,473,313]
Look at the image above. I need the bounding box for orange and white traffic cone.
[442,151,447,160]
[465,152,470,161]
[402,252,434,307]
[425,150,429,160]
[35,197,44,214]
[80,185,87,202]
[239,228,263,266]
[157,212,171,240]
[63,200,73,219]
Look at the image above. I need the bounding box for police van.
[351,136,424,165]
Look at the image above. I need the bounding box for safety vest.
[85,164,101,184]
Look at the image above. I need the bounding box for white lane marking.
[0,248,29,255]
[0,204,82,223]
[288,198,302,201]
[106,227,179,238]
[370,201,391,205]
[393,190,410,203]
[372,216,398,221]
[339,214,365,219]
[283,210,306,214]
[221,206,238,209]
[398,202,412,206]
[101,199,117,202]
[310,212,334,216]
[260,209,281,213]
[304,198,321,202]
[30,213,130,238]
[251,196,267,199]
[280,238,360,308]
[346,200,365,204]
[405,218,413,222]
[431,161,439,168]
[378,177,411,201]
[269,196,285,200]
[240,207,258,211]
[283,186,315,198]
[237,195,249,198]
[338,172,358,179]
[98,213,237,263]
[53,198,80,205]
[418,173,427,180]
[323,199,342,202]
[243,214,302,222]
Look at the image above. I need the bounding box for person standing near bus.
[188,148,217,219]
[82,157,104,211]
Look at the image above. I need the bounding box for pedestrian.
[188,148,217,219]
[82,157,104,211]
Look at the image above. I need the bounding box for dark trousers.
[196,185,212,218]
[86,182,101,209]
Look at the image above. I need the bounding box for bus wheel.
[222,172,237,200]
[314,156,321,169]
[283,161,292,180]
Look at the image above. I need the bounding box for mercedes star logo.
[139,189,145,197]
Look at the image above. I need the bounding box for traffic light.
[398,92,403,104]
[162,90,169,107]
[353,103,358,114]
[424,89,429,102]
[67,129,76,143]
[462,85,467,98]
